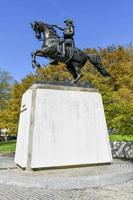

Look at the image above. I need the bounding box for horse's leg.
[67,50,87,83]
[71,55,87,83]
[66,62,84,84]
[31,46,56,68]
[87,54,111,77]
[31,50,42,68]
[66,63,78,82]
[72,64,83,83]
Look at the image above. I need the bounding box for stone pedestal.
[15,84,112,170]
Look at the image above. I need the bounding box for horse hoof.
[36,64,41,68]
[32,60,41,69]
[32,61,36,69]
[71,80,76,84]
[71,73,83,84]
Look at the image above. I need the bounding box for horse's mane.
[33,21,60,39]
[44,22,60,38]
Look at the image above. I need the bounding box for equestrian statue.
[31,19,110,83]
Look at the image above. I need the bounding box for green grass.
[0,141,16,154]
[109,134,133,142]
[0,135,132,154]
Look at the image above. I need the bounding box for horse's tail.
[87,54,111,77]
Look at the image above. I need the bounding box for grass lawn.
[0,141,16,154]
[0,135,132,154]
[109,134,133,142]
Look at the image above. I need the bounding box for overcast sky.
[0,0,132,80]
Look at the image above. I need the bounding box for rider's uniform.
[63,24,74,57]
[51,19,74,64]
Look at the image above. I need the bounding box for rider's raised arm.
[52,24,64,31]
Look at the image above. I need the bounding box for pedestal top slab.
[29,83,98,93]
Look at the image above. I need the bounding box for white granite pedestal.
[15,84,112,170]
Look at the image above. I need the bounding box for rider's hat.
[64,19,74,25]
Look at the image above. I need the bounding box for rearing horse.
[31,21,110,83]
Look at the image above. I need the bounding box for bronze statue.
[31,20,110,83]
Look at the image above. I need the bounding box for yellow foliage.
[1,45,133,135]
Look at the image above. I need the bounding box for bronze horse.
[31,21,110,83]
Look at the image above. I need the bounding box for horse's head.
[31,21,44,39]
[31,21,59,40]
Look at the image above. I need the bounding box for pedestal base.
[15,84,112,170]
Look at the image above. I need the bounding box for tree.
[2,46,133,135]
[3,74,35,134]
[0,68,14,134]
[82,46,133,135]
[0,68,14,111]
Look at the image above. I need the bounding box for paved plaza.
[0,179,133,200]
[0,154,132,199]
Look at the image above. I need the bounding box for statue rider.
[50,19,74,65]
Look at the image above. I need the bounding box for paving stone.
[0,180,133,200]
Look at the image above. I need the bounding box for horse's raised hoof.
[71,73,83,84]
[32,61,41,69]
[32,61,36,69]
[36,63,41,68]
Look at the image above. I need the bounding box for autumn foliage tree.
[83,46,133,135]
[0,45,133,135]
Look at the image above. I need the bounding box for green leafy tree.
[5,74,35,134]
[2,45,133,136]
[0,68,13,111]
[82,46,133,135]
[0,69,14,133]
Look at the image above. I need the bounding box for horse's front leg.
[31,46,57,69]
[31,48,47,68]
[31,50,41,69]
